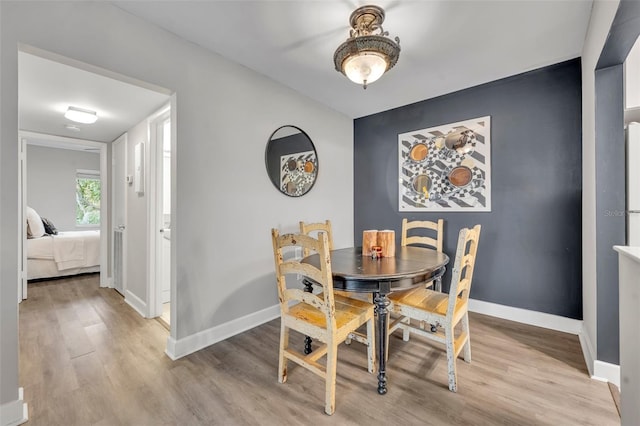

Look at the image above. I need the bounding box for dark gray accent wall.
[593,0,640,365]
[354,59,582,319]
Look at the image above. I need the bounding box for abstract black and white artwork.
[398,116,491,212]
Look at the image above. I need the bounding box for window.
[76,170,100,226]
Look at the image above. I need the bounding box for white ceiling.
[19,51,171,144]
[114,0,594,119]
[17,1,594,145]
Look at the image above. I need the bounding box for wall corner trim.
[100,276,112,288]
[578,324,621,387]
[125,289,148,318]
[592,361,621,388]
[0,387,28,426]
[579,323,597,377]
[165,304,281,360]
[468,298,583,334]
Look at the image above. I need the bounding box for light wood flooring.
[19,275,619,425]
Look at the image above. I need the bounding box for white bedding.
[28,259,99,281]
[27,230,100,271]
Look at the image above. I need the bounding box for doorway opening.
[19,132,108,299]
[148,106,173,327]
[18,45,175,334]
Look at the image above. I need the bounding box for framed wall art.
[398,116,491,212]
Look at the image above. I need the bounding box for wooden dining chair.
[401,218,444,291]
[299,220,374,350]
[271,228,376,415]
[299,220,354,296]
[388,224,481,392]
[299,220,334,256]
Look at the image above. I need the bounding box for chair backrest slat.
[401,218,444,252]
[299,220,334,257]
[446,224,481,316]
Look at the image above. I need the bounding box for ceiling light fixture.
[333,5,400,89]
[64,106,98,124]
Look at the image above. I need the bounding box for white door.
[112,134,127,295]
[160,118,171,304]
[149,107,171,321]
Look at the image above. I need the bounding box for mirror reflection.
[265,125,318,197]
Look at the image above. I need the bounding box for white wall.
[0,1,353,417]
[125,119,149,306]
[625,36,640,110]
[27,145,100,232]
[0,2,22,422]
[581,0,620,376]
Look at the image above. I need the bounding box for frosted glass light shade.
[343,53,388,86]
[65,106,98,124]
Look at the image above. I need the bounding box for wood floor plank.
[20,275,618,425]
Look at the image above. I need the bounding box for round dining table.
[302,246,449,395]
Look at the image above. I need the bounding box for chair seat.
[389,287,448,315]
[287,294,374,334]
[389,287,468,323]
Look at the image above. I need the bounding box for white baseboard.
[125,289,148,318]
[0,388,28,426]
[577,320,620,387]
[578,324,596,377]
[165,304,280,360]
[469,299,621,387]
[593,360,621,388]
[468,298,582,334]
[100,275,113,288]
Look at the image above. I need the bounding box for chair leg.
[324,345,338,415]
[366,318,376,373]
[445,323,457,392]
[461,312,472,363]
[435,276,442,292]
[278,324,289,384]
[402,317,411,342]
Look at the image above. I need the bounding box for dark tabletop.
[302,246,449,293]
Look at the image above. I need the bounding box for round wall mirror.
[265,125,318,197]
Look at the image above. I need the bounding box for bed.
[25,206,100,280]
[27,230,101,280]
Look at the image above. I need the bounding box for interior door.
[151,110,171,322]
[112,134,127,296]
[160,118,171,304]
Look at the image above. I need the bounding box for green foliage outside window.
[76,177,100,225]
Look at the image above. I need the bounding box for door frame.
[111,133,128,295]
[19,138,27,301]
[19,131,109,292]
[147,99,174,320]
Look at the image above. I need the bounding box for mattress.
[27,230,100,280]
[27,259,99,280]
